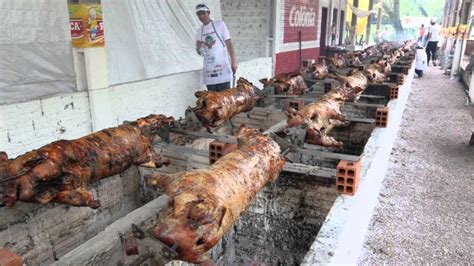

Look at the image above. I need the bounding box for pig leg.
[138,149,169,168]
[54,187,101,209]
[320,134,344,148]
[146,173,175,191]
[2,174,35,206]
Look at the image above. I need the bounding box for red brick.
[0,249,23,266]
[402,66,409,75]
[394,74,405,85]
[335,160,361,196]
[288,100,305,111]
[209,140,238,164]
[390,86,399,99]
[375,106,389,128]
[323,82,333,93]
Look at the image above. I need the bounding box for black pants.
[206,82,231,92]
[426,41,438,64]
[415,69,423,78]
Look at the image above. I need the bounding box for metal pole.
[366,0,375,45]
[299,31,302,68]
[351,0,359,45]
[376,0,384,30]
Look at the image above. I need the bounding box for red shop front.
[275,0,320,75]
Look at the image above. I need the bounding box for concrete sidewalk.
[359,66,474,264]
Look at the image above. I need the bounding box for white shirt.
[195,20,232,85]
[415,47,427,71]
[427,24,441,42]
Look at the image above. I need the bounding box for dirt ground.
[359,66,474,264]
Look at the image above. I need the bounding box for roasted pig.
[285,89,348,148]
[300,60,329,80]
[194,78,259,131]
[0,114,175,208]
[260,74,308,95]
[146,127,284,263]
[345,53,363,66]
[364,63,387,83]
[331,70,368,102]
[328,53,346,68]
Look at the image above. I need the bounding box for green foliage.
[395,0,444,20]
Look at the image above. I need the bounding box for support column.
[83,48,116,131]
[365,0,375,45]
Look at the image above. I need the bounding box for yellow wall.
[346,0,370,36]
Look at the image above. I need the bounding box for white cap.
[430,17,437,23]
[196,4,210,13]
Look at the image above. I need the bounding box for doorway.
[332,8,338,46]
[320,7,328,57]
[339,10,345,45]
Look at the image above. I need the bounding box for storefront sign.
[284,0,318,43]
[68,4,104,48]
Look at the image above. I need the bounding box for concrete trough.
[303,62,415,264]
[0,61,415,265]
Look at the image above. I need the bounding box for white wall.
[0,1,274,158]
[236,57,273,88]
[90,70,204,130]
[0,93,92,157]
[221,0,272,61]
[0,58,272,158]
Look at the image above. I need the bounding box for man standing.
[195,3,238,92]
[425,17,441,66]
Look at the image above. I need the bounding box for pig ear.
[285,107,298,118]
[237,124,252,137]
[0,151,8,162]
[298,67,306,76]
[259,78,269,85]
[213,108,222,121]
[145,173,174,190]
[195,91,208,98]
[355,86,364,93]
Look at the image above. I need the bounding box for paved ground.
[359,66,474,264]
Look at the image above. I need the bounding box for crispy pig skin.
[312,62,329,80]
[194,78,259,130]
[146,127,284,263]
[331,70,368,102]
[0,114,175,208]
[286,89,348,148]
[259,73,307,95]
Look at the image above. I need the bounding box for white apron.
[200,21,232,85]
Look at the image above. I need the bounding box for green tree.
[378,0,445,41]
[383,0,405,40]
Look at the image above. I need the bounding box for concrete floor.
[359,66,474,264]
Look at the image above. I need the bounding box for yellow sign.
[346,0,371,36]
[68,4,104,48]
[457,24,469,39]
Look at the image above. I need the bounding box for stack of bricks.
[390,86,399,99]
[396,74,405,85]
[288,100,305,111]
[0,249,23,266]
[335,160,361,196]
[375,106,389,127]
[323,82,333,93]
[209,140,238,164]
[389,73,405,85]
